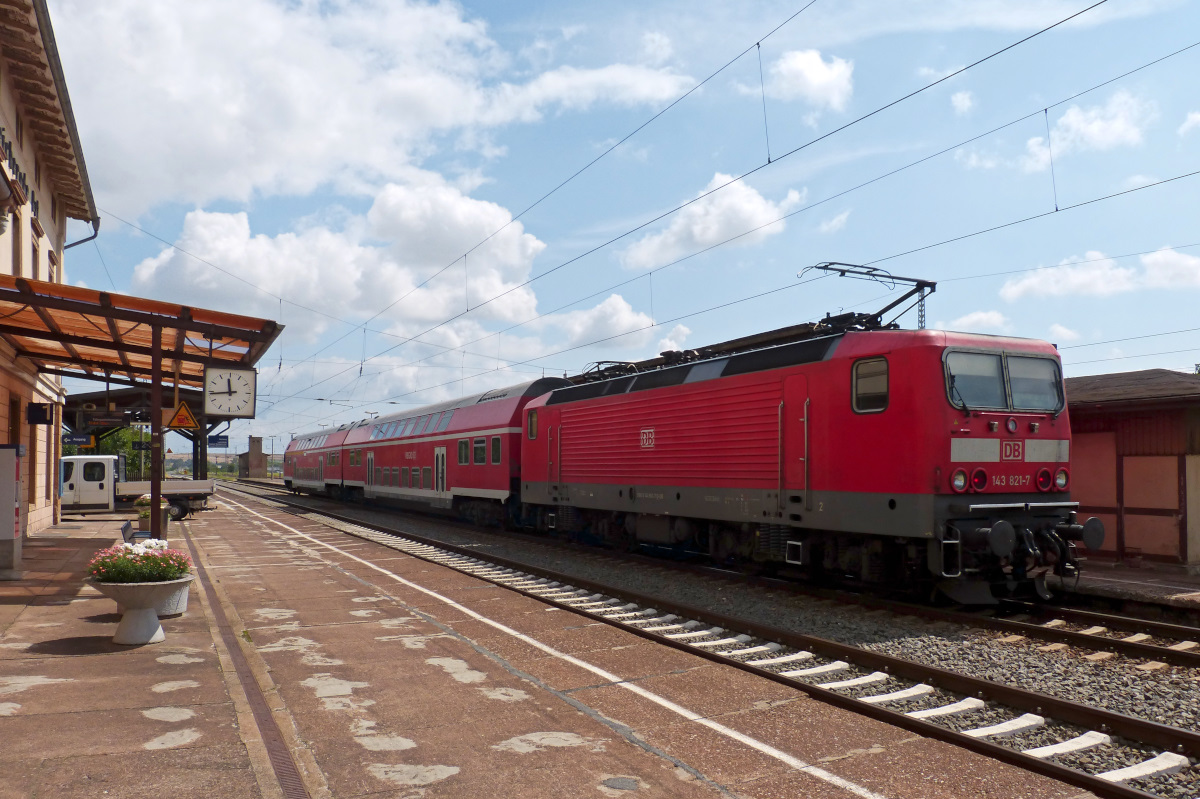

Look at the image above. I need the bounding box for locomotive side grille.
[558,381,783,485]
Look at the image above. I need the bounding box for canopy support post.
[150,325,162,540]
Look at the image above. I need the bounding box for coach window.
[527,410,538,440]
[421,467,432,489]
[391,467,399,485]
[458,439,469,465]
[436,411,454,432]
[473,438,486,465]
[852,358,888,413]
[491,436,501,464]
[401,467,409,486]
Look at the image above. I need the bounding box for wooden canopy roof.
[0,275,282,389]
[3,0,98,223]
[1065,369,1200,410]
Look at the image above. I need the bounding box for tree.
[61,426,156,481]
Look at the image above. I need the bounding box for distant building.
[1066,369,1200,568]
[0,1,99,534]
[238,436,267,478]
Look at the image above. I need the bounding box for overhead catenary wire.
[263,1,1117,411]
[271,161,1200,433]
[266,31,1200,412]
[284,0,826,370]
[339,0,1110,377]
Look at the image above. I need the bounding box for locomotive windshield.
[945,351,1062,412]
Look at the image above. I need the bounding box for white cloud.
[1048,323,1080,342]
[1000,251,1137,300]
[542,294,654,349]
[954,148,1001,170]
[818,210,850,234]
[1000,248,1200,302]
[641,31,673,66]
[657,324,691,353]
[943,311,1009,332]
[52,0,693,215]
[767,50,854,112]
[951,91,973,115]
[1121,174,1158,189]
[1021,91,1157,172]
[1179,111,1200,137]
[917,64,964,81]
[1140,248,1200,288]
[620,174,803,270]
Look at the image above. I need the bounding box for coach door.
[366,451,375,497]
[318,455,324,482]
[782,375,809,508]
[434,447,447,497]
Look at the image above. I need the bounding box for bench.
[121,520,156,544]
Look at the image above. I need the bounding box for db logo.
[1001,440,1024,461]
[640,428,655,448]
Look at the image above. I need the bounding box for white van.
[60,455,215,519]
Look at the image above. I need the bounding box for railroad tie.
[747,650,813,666]
[781,660,848,678]
[1022,731,1112,758]
[963,714,1045,739]
[1096,752,1190,783]
[818,671,889,690]
[859,684,934,705]
[906,697,986,719]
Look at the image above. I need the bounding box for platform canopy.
[0,275,282,388]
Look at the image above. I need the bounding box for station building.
[0,1,98,535]
[1067,369,1200,568]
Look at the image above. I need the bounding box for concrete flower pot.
[88,575,196,645]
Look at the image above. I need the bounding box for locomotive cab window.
[946,351,1007,409]
[527,410,537,440]
[1009,356,1063,411]
[852,358,888,413]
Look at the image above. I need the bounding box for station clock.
[203,367,257,418]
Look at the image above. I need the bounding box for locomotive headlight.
[1006,417,1018,433]
[951,469,968,493]
[1054,468,1069,490]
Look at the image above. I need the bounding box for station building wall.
[0,47,73,534]
[1071,408,1198,566]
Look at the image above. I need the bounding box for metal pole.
[150,325,162,539]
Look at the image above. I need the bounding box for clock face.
[204,368,257,417]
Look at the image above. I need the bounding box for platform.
[1,497,1099,799]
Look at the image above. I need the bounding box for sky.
[47,0,1200,452]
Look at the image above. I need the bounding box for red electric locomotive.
[284,377,570,522]
[517,322,1103,602]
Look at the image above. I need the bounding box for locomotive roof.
[545,333,843,407]
[289,376,570,442]
[544,327,1059,407]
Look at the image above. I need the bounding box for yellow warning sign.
[165,401,200,430]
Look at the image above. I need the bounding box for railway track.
[231,480,1200,666]
[223,482,1200,798]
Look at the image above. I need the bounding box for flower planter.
[87,575,196,645]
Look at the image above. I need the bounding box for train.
[284,316,1104,603]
